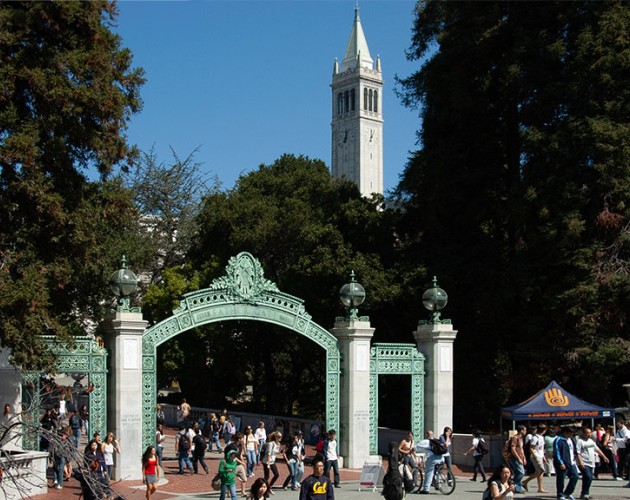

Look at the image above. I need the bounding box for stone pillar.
[330,319,379,468]
[104,311,147,481]
[413,323,458,435]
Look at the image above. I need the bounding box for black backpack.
[429,437,448,455]
[193,433,207,451]
[70,414,81,429]
[179,433,191,450]
[477,438,489,455]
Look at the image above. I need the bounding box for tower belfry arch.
[140,252,341,450]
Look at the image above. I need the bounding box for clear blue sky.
[114,0,419,194]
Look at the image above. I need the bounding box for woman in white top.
[255,421,267,462]
[244,425,259,477]
[261,431,282,493]
[103,432,121,478]
[484,465,516,500]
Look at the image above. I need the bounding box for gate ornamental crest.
[141,252,341,449]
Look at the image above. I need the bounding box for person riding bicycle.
[415,430,444,495]
[399,432,418,469]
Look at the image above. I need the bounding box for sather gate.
[140,252,341,450]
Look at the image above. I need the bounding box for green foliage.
[0,1,144,369]
[397,0,630,428]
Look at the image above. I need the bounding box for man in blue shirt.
[553,426,579,500]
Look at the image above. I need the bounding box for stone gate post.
[103,310,147,481]
[331,318,379,468]
[413,322,457,435]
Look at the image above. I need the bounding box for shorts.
[236,464,246,482]
[145,473,158,485]
[532,454,544,474]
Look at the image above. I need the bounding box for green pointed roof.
[341,6,374,72]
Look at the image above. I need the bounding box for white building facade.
[331,7,384,197]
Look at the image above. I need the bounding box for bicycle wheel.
[437,468,456,495]
[412,467,423,492]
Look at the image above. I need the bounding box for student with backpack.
[69,411,83,448]
[464,429,488,482]
[192,428,209,474]
[417,430,445,494]
[176,425,194,474]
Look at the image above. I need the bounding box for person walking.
[219,449,239,500]
[553,426,580,500]
[209,412,224,453]
[176,425,194,474]
[300,456,334,500]
[522,424,548,493]
[323,429,340,488]
[576,427,608,500]
[244,425,259,477]
[156,423,166,468]
[615,421,630,479]
[192,428,209,474]
[255,421,267,462]
[502,425,526,493]
[603,424,622,480]
[262,431,282,492]
[142,445,160,500]
[464,429,487,482]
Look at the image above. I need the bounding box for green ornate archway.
[369,343,424,454]
[141,252,341,449]
[22,335,108,450]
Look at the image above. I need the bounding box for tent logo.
[545,388,569,407]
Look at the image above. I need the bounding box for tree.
[396,1,630,427]
[0,1,145,369]
[145,154,406,416]
[126,147,218,287]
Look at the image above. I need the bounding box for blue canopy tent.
[500,380,616,432]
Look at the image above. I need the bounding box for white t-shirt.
[530,434,545,457]
[576,437,598,468]
[326,439,338,461]
[103,442,115,466]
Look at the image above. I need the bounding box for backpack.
[179,433,191,450]
[69,414,80,429]
[429,437,448,455]
[193,433,207,451]
[476,438,489,455]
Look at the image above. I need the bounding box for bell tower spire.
[331,5,383,197]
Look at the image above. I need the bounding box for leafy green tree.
[0,1,144,369]
[147,154,406,416]
[396,1,630,427]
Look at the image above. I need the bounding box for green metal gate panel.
[142,252,341,450]
[369,343,424,455]
[22,335,108,450]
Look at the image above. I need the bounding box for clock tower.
[331,6,383,197]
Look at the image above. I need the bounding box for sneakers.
[615,477,624,481]
[55,485,62,490]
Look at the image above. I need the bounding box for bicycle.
[411,458,456,495]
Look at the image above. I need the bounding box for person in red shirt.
[142,445,160,500]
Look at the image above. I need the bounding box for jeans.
[220,482,237,500]
[555,463,579,499]
[178,451,192,473]
[580,465,593,496]
[324,459,340,486]
[156,445,163,467]
[258,439,266,462]
[53,456,65,487]
[72,428,81,448]
[210,432,222,452]
[246,449,257,476]
[422,455,444,492]
[508,457,525,493]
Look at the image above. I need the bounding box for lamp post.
[420,276,449,325]
[109,256,139,312]
[339,271,366,321]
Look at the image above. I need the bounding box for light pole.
[420,276,449,324]
[109,255,139,312]
[339,270,366,321]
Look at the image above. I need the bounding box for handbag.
[211,473,222,490]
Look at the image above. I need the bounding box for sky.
[113,0,420,194]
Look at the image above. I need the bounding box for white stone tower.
[331,6,384,197]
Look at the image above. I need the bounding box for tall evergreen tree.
[396,1,630,427]
[0,1,144,368]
